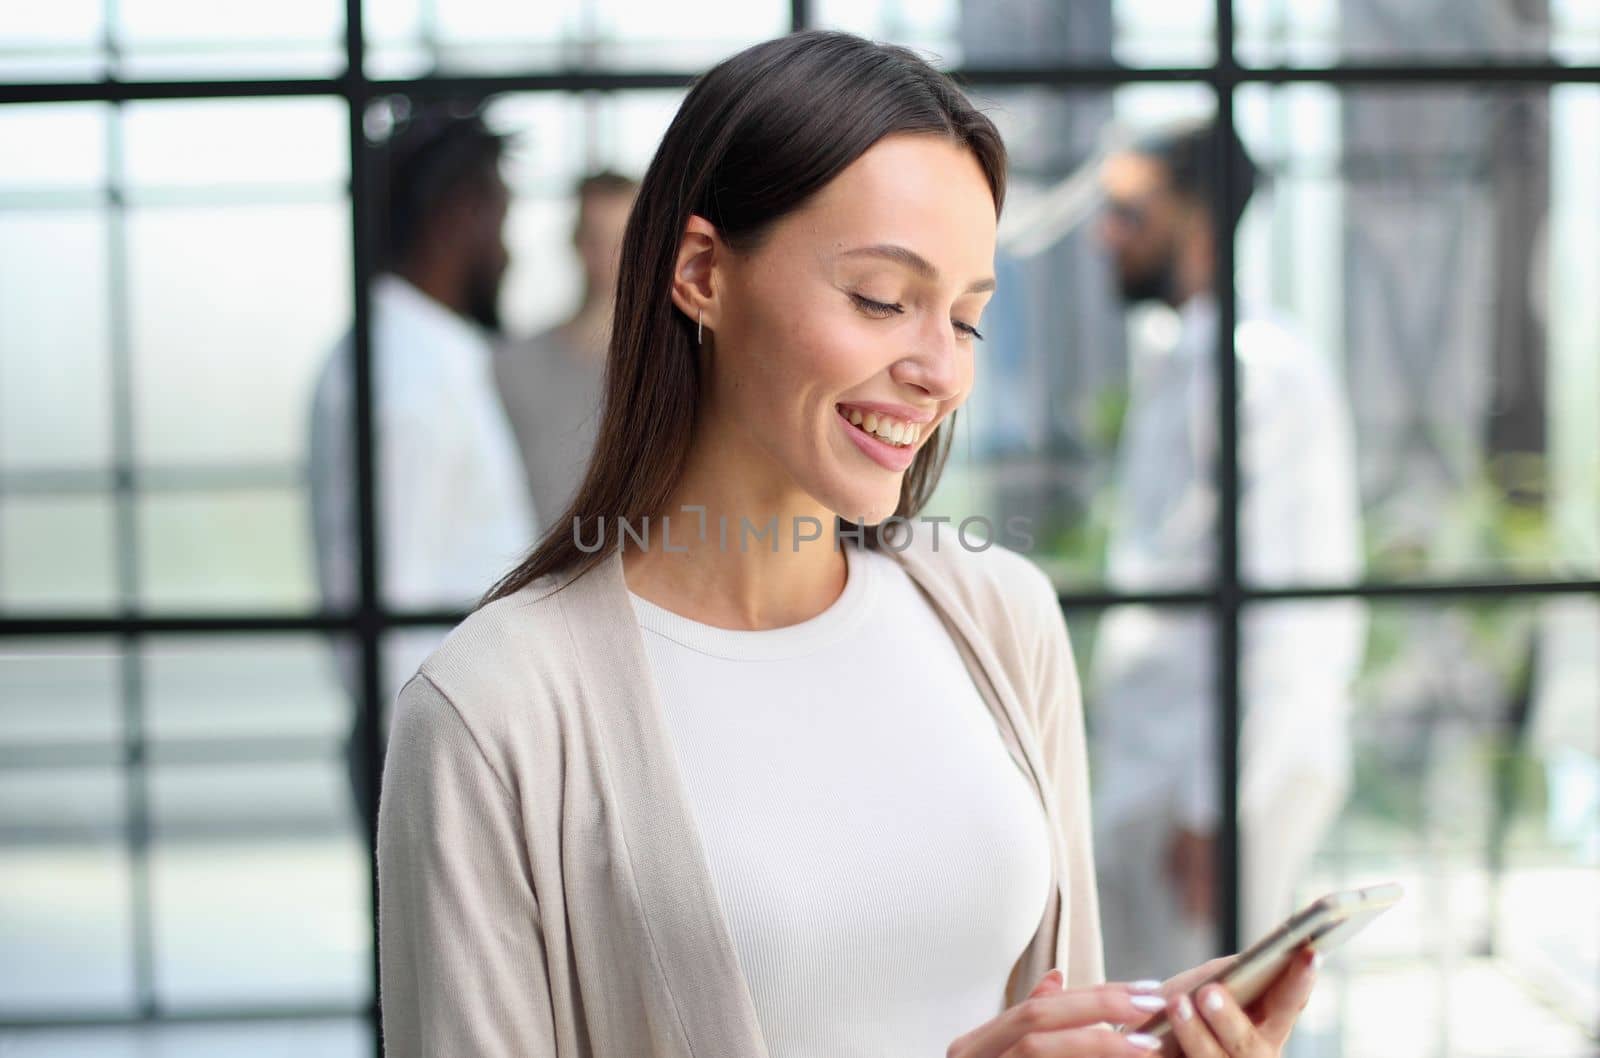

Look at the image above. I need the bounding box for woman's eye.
[850,293,904,317]
[851,292,982,341]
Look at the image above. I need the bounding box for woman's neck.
[620,438,849,631]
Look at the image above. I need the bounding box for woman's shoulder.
[403,573,588,738]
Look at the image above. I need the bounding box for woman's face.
[694,132,998,525]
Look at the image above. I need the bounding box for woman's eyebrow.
[838,243,996,293]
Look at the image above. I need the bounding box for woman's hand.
[1158,957,1235,1000]
[946,969,1174,1057]
[1146,947,1322,1058]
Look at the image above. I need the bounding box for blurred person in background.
[495,170,639,522]
[1088,119,1368,980]
[307,99,538,822]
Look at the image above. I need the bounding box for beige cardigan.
[376,531,1106,1057]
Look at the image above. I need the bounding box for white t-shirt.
[628,541,1053,1057]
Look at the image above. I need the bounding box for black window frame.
[2,0,1598,1052]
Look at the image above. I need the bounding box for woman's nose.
[891,321,966,402]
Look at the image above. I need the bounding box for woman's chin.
[828,495,902,529]
[814,468,905,530]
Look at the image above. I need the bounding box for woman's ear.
[670,214,722,334]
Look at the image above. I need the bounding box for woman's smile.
[835,402,927,471]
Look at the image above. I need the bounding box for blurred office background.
[1,1,1596,1056]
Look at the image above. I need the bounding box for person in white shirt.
[1090,120,1367,979]
[308,102,538,819]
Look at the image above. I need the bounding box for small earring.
[697,309,704,345]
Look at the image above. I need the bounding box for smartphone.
[1133,881,1404,1056]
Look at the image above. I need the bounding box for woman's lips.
[837,406,918,471]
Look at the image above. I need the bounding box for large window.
[2,2,1596,1056]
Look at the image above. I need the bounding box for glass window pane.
[121,99,349,191]
[127,202,350,467]
[0,639,122,749]
[0,1020,371,1057]
[113,0,345,80]
[116,0,341,44]
[136,489,316,613]
[123,99,350,481]
[149,776,367,1009]
[148,761,360,884]
[0,211,113,473]
[145,636,346,743]
[1237,0,1600,67]
[0,0,106,81]
[1236,84,1600,585]
[0,766,135,1016]
[111,101,352,617]
[3,99,355,618]
[142,636,368,1010]
[816,0,1214,68]
[0,103,109,194]
[0,495,119,613]
[363,0,788,77]
[0,0,344,80]
[1251,597,1599,1056]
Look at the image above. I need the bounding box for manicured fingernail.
[1131,994,1166,1012]
[1203,988,1226,1014]
[1130,979,1163,992]
[1126,1033,1161,1051]
[1175,995,1194,1022]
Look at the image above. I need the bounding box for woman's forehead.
[781,135,998,277]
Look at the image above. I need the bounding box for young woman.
[376,30,1320,1058]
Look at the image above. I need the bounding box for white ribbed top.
[628,542,1054,1057]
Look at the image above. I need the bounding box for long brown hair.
[483,30,1007,604]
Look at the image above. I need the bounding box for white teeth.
[840,405,923,447]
